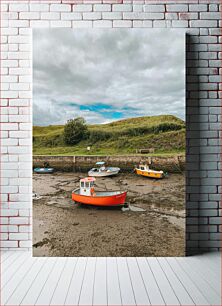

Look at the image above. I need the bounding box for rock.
[129,205,146,212]
[33,238,50,248]
[47,201,58,205]
[72,222,79,226]
[122,206,130,212]
[140,214,146,218]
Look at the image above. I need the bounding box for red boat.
[72,177,127,206]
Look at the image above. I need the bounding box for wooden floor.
[1,251,220,306]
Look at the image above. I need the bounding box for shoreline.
[33,172,185,257]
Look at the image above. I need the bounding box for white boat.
[88,162,120,177]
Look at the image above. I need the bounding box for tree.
[64,117,89,145]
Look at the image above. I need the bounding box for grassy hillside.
[33,115,185,156]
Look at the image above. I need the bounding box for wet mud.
[33,172,185,257]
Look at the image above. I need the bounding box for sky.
[33,28,185,126]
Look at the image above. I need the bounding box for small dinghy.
[34,167,54,174]
[32,193,42,200]
[72,177,127,206]
[88,161,120,177]
[135,164,164,179]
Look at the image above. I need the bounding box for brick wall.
[0,0,221,255]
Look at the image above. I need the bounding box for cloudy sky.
[33,29,185,126]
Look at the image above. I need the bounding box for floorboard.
[107,257,122,306]
[65,257,87,306]
[50,257,78,305]
[1,251,220,306]
[127,257,150,305]
[93,257,107,305]
[21,258,57,305]
[195,252,220,274]
[167,257,211,305]
[78,257,96,306]
[176,257,220,305]
[5,258,46,305]
[117,257,136,305]
[1,251,15,263]
[187,256,220,293]
[2,251,22,272]
[137,257,165,305]
[157,258,195,305]
[1,253,29,290]
[147,258,180,305]
[35,258,67,305]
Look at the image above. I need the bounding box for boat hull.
[72,189,127,206]
[135,168,164,179]
[34,167,54,174]
[88,167,120,177]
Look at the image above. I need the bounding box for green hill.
[33,115,185,156]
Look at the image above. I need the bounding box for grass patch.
[33,115,185,156]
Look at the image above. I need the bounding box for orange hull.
[72,190,127,206]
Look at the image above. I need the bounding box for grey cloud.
[33,28,185,126]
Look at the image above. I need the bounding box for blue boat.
[34,167,54,174]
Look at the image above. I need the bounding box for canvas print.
[33,29,185,257]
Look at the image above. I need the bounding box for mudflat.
[33,172,185,257]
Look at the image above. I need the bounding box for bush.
[33,134,64,147]
[64,117,89,145]
[89,130,111,144]
[123,123,184,137]
[152,123,183,134]
[86,122,184,144]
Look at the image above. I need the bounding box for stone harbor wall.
[33,155,186,173]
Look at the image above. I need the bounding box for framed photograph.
[33,29,185,257]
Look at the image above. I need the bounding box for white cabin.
[80,177,96,196]
[138,164,150,171]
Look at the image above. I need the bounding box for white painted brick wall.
[0,0,221,255]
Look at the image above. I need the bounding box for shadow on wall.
[186,33,201,256]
